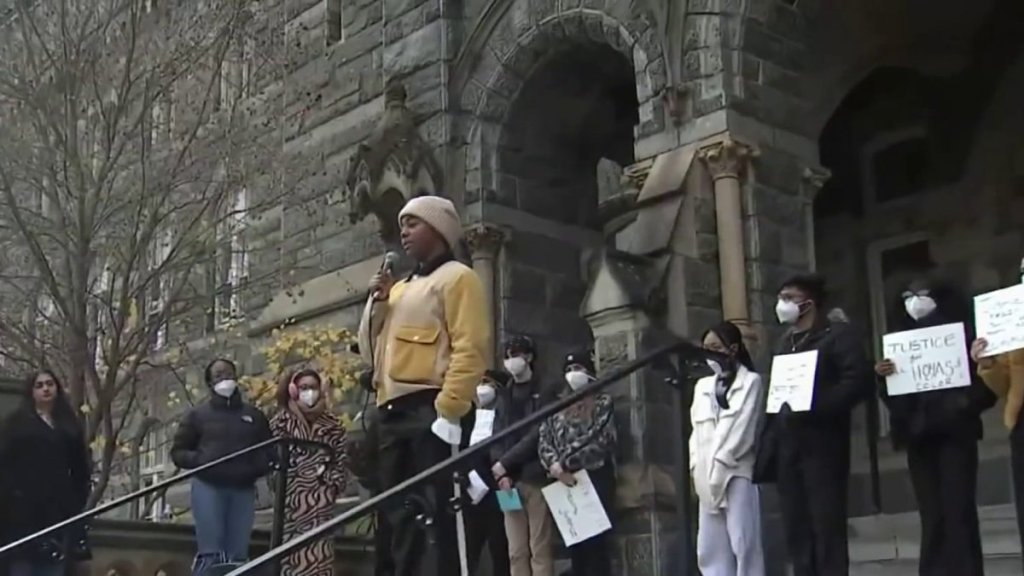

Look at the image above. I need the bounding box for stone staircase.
[848,504,1021,575]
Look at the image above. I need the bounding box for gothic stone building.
[112,0,1024,574]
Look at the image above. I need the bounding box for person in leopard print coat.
[270,369,350,576]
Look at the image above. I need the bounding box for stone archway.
[459,6,668,211]
[456,7,667,373]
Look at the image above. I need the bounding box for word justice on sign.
[882,322,970,396]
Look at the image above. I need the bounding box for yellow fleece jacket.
[978,349,1024,430]
[358,260,490,420]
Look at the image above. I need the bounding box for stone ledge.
[249,255,381,336]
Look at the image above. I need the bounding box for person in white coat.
[690,321,766,576]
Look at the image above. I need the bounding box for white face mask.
[775,299,802,325]
[476,385,496,406]
[299,389,320,408]
[565,370,591,391]
[213,379,237,398]
[503,356,530,379]
[904,295,937,321]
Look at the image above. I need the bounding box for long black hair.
[702,321,756,372]
[21,369,82,434]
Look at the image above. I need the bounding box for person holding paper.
[760,274,872,576]
[489,335,557,576]
[874,276,994,576]
[690,321,765,576]
[357,196,491,576]
[538,350,617,576]
[465,370,512,576]
[972,339,1024,564]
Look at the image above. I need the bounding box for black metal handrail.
[0,435,334,574]
[228,338,718,576]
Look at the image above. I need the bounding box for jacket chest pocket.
[692,396,719,429]
[389,325,441,384]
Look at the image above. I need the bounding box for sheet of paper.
[882,322,971,396]
[766,350,819,413]
[469,409,495,446]
[496,489,523,512]
[466,470,489,505]
[541,470,612,547]
[974,284,1024,357]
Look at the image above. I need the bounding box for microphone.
[372,251,399,300]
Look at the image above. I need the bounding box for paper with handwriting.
[541,470,612,547]
[974,284,1024,357]
[882,322,970,396]
[766,350,819,413]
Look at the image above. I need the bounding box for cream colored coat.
[689,365,763,510]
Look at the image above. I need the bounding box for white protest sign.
[766,350,818,413]
[882,322,970,396]
[541,470,612,547]
[974,284,1024,357]
[469,409,495,446]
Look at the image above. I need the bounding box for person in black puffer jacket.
[171,358,272,576]
[875,274,995,576]
[489,335,557,576]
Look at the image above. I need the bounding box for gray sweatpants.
[696,476,765,576]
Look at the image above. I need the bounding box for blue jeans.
[8,561,64,576]
[190,478,256,576]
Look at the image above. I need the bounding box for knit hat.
[563,349,596,375]
[398,196,463,250]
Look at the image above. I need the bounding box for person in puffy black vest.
[0,370,91,576]
[171,358,272,576]
[875,274,995,576]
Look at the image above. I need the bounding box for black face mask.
[712,356,738,410]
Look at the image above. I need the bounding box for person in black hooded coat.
[875,274,996,576]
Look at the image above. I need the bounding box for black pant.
[465,492,511,576]
[777,439,850,576]
[905,435,983,576]
[567,464,615,576]
[378,391,474,576]
[1011,419,1024,574]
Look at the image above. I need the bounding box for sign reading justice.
[881,322,970,396]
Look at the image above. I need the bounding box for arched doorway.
[497,42,638,228]
[811,0,1024,523]
[466,20,651,372]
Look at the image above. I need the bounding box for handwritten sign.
[882,322,970,396]
[974,284,1024,357]
[541,470,612,547]
[767,351,819,413]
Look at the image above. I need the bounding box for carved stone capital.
[800,166,832,203]
[622,158,655,192]
[698,138,758,181]
[465,223,505,258]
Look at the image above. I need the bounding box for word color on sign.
[974,284,1024,357]
[881,322,971,396]
[766,350,819,413]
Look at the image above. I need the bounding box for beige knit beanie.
[398,196,463,250]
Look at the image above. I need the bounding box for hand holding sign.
[767,351,819,413]
[881,322,970,396]
[974,284,1024,357]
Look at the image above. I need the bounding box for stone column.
[465,223,505,366]
[698,138,757,326]
[801,167,831,272]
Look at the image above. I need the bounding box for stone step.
[846,504,1021,575]
[851,556,1021,576]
